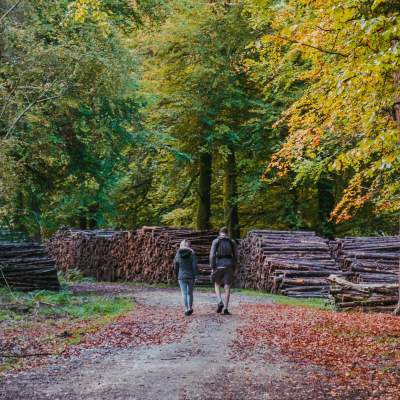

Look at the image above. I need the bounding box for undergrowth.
[57,268,96,286]
[0,287,133,322]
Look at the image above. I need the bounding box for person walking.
[174,239,198,316]
[210,227,238,315]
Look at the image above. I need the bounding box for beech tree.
[245,0,400,224]
[141,0,272,235]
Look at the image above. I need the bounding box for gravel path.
[0,284,334,400]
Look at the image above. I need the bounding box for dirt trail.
[0,285,333,400]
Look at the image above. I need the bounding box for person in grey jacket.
[210,227,238,315]
[174,239,198,316]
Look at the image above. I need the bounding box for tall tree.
[224,148,239,237]
[245,0,400,228]
[141,0,273,235]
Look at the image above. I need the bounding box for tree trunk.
[87,203,99,229]
[393,69,400,316]
[317,175,335,239]
[224,149,239,239]
[196,152,212,230]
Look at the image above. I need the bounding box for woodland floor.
[1,283,399,400]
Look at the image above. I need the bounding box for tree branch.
[272,34,348,58]
[0,84,18,121]
[6,93,63,137]
[0,0,23,24]
[156,172,199,217]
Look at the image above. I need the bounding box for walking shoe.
[188,309,193,315]
[184,310,191,316]
[217,302,224,313]
[223,309,231,315]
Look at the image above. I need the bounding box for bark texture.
[224,149,239,239]
[196,152,212,230]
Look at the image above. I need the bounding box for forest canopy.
[0,0,399,238]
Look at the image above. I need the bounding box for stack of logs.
[0,229,26,242]
[239,230,340,298]
[0,242,60,291]
[329,275,398,313]
[331,236,399,284]
[47,226,400,312]
[47,227,217,285]
[46,229,122,281]
[328,236,399,312]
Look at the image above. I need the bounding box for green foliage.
[58,268,96,284]
[245,0,400,230]
[0,0,166,236]
[1,0,397,237]
[140,0,302,231]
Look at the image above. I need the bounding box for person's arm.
[192,252,198,277]
[209,239,217,270]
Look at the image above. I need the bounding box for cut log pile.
[0,229,26,242]
[331,236,400,284]
[47,227,217,285]
[47,226,400,312]
[239,230,341,298]
[329,275,398,313]
[0,242,60,291]
[46,228,122,281]
[328,236,399,312]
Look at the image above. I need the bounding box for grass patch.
[0,310,13,322]
[36,292,133,319]
[58,268,97,287]
[233,288,334,310]
[0,287,133,322]
[0,287,134,375]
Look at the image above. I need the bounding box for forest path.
[0,285,332,400]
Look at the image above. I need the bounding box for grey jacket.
[174,248,198,280]
[209,235,238,270]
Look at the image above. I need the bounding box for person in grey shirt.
[209,227,238,315]
[174,239,198,316]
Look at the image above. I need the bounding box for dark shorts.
[211,267,234,286]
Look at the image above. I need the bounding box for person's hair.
[179,239,191,249]
[219,227,228,235]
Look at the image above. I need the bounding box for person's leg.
[178,280,189,311]
[215,281,222,303]
[214,281,224,313]
[224,284,231,310]
[222,268,233,314]
[188,279,194,311]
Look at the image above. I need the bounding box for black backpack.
[215,237,234,258]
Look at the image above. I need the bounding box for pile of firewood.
[0,242,60,291]
[331,236,400,284]
[47,228,122,281]
[329,275,398,313]
[239,230,340,298]
[0,229,26,242]
[328,236,399,312]
[119,227,217,285]
[47,227,217,285]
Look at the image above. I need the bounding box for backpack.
[215,237,234,258]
